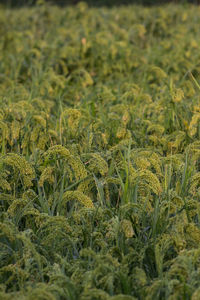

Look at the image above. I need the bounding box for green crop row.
[1,2,200,299]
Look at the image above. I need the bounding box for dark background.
[1,0,200,7]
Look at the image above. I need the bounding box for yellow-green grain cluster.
[1,2,200,299]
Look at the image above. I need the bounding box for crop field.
[2,1,200,299]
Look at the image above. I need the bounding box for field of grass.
[1,2,200,299]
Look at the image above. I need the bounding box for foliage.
[1,1,200,299]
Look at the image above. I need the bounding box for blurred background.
[1,0,200,7]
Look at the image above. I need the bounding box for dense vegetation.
[1,2,200,299]
[1,0,200,8]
